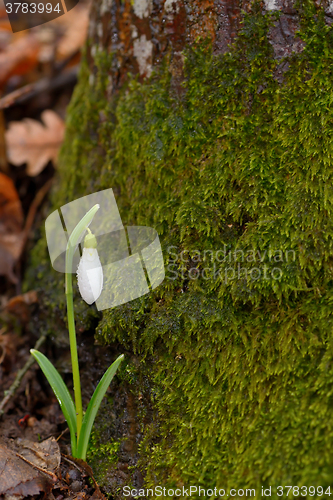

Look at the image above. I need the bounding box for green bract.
[83,227,98,249]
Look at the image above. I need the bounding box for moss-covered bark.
[26,0,333,497]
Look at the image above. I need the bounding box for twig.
[0,66,79,110]
[0,333,48,416]
[56,427,70,442]
[15,452,58,481]
[60,454,82,472]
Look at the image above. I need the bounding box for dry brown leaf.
[5,290,38,324]
[0,233,24,283]
[0,172,23,234]
[0,173,23,283]
[0,330,17,373]
[15,437,61,472]
[0,440,56,496]
[0,34,40,87]
[0,109,8,173]
[0,6,9,19]
[5,110,65,176]
[0,174,52,289]
[56,7,89,60]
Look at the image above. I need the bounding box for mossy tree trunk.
[44,0,333,496]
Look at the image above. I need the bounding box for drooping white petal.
[77,247,103,305]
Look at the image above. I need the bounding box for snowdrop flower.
[77,228,103,304]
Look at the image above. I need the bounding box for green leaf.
[30,349,77,456]
[77,354,124,460]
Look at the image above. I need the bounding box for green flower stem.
[65,283,82,441]
[65,203,100,443]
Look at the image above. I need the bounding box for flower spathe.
[77,229,103,304]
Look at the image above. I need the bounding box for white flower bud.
[77,231,103,305]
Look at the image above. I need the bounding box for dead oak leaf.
[56,6,89,60]
[0,34,40,87]
[0,440,56,497]
[6,110,65,176]
[15,437,61,472]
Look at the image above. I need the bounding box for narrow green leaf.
[30,349,77,456]
[77,354,124,460]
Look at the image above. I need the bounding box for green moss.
[86,398,121,487]
[28,0,333,497]
[53,47,115,206]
